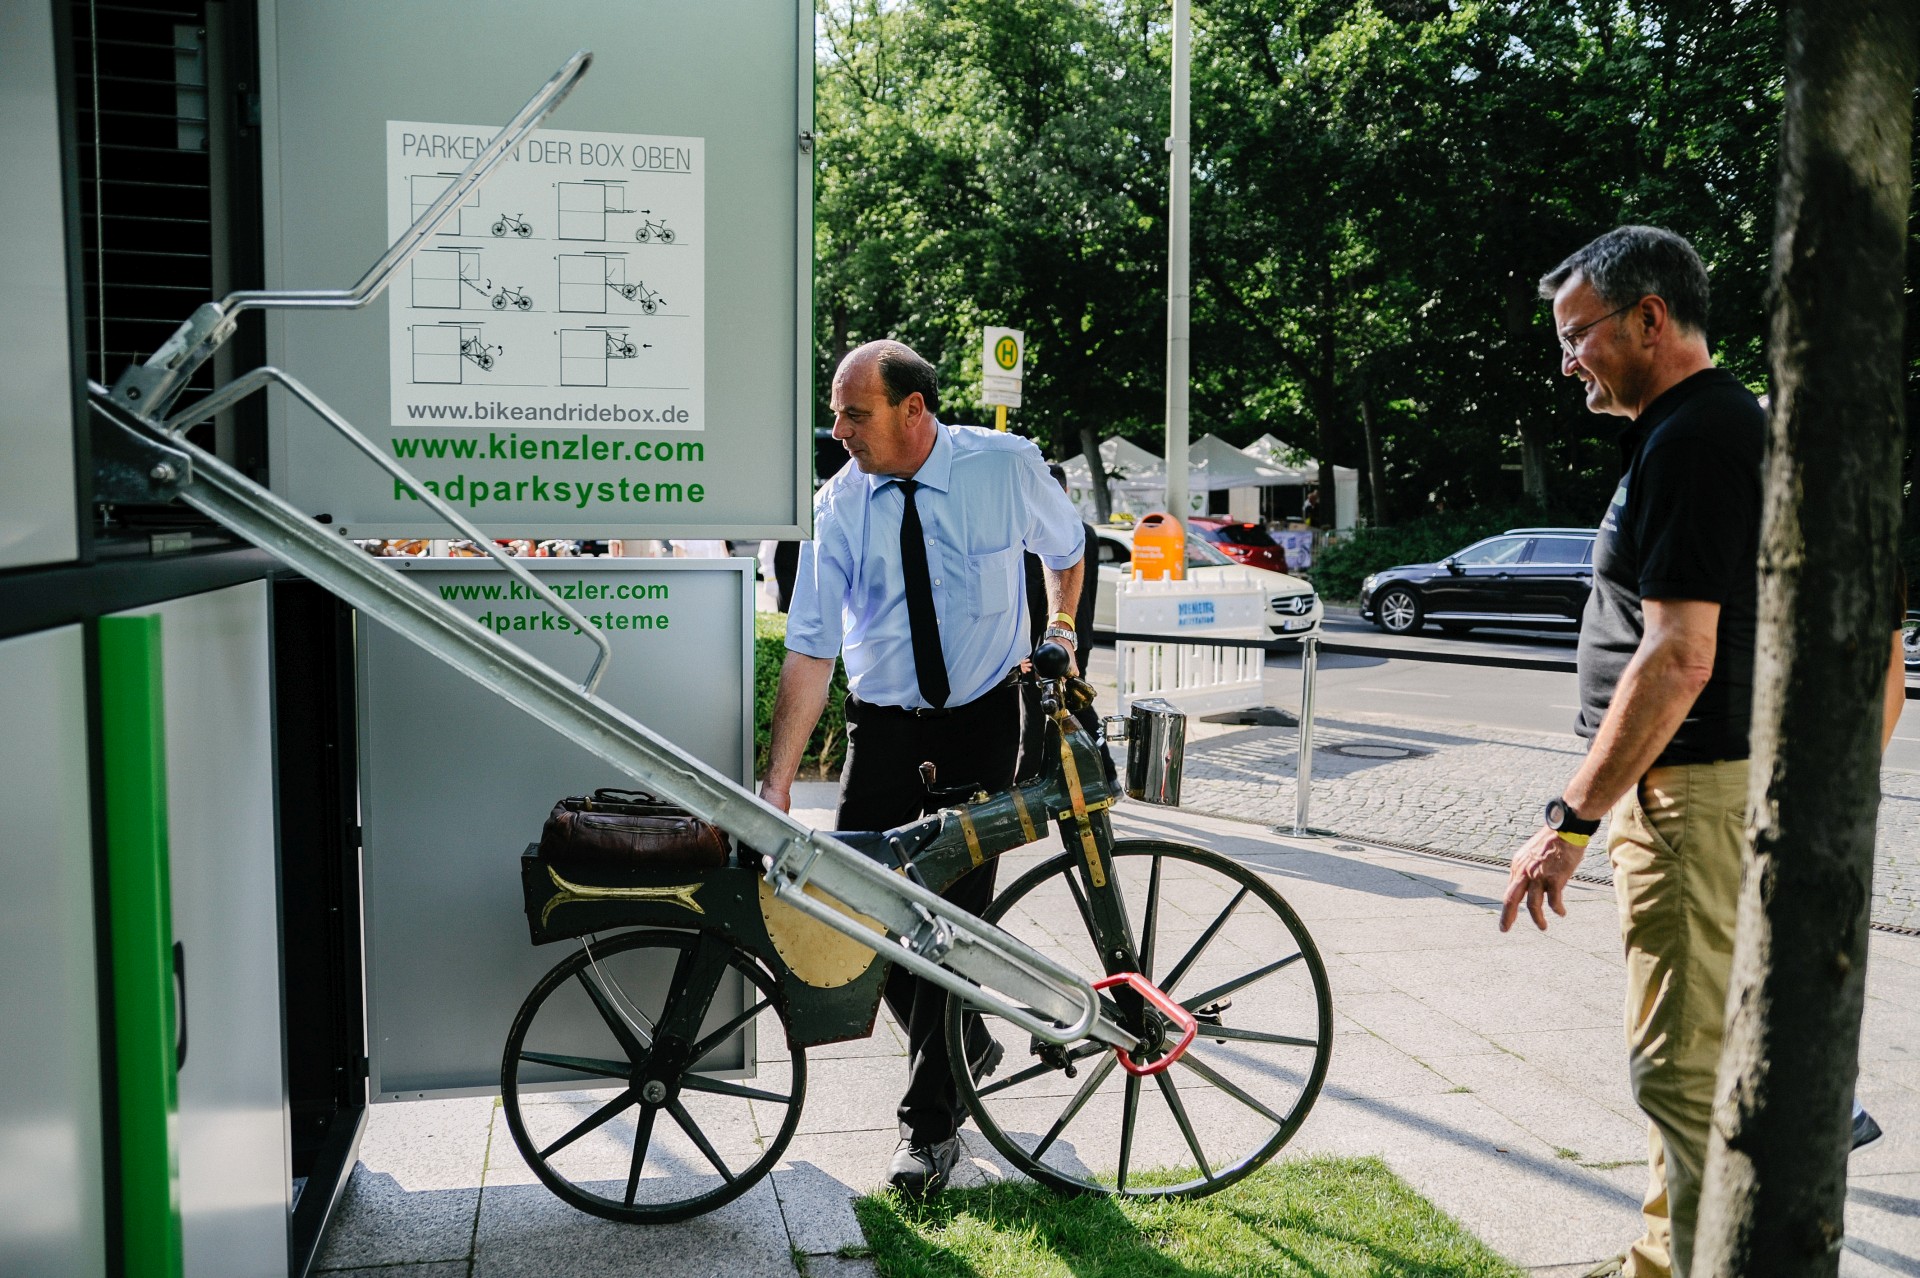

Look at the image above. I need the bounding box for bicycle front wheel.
[947,839,1331,1199]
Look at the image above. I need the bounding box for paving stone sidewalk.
[1165,705,1920,933]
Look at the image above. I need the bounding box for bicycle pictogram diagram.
[610,278,665,314]
[462,332,502,370]
[491,212,533,238]
[558,326,651,387]
[556,252,666,315]
[410,322,502,384]
[491,283,534,311]
[632,211,676,244]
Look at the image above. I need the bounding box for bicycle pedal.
[1030,1039,1078,1079]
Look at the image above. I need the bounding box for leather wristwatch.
[1543,796,1601,838]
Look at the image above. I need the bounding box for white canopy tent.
[1240,434,1360,530]
[1060,433,1360,529]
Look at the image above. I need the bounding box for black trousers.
[837,680,1018,1143]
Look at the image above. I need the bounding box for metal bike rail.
[92,53,1131,1055]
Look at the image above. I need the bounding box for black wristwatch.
[1543,796,1601,837]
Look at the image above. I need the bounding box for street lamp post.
[1163,0,1191,522]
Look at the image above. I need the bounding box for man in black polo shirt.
[1498,226,1764,1278]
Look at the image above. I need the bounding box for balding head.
[839,340,939,418]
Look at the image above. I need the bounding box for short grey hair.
[1537,225,1710,336]
[843,339,939,417]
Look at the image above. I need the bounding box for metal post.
[1293,634,1318,836]
[1162,0,1191,521]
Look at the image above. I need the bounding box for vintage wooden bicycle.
[503,646,1334,1223]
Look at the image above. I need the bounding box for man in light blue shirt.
[760,339,1085,1195]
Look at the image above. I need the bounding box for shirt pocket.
[964,545,1021,620]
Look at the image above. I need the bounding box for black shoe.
[1853,1108,1884,1152]
[968,1036,1005,1083]
[888,1136,960,1197]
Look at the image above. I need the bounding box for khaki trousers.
[1607,759,1748,1278]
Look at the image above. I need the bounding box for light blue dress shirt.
[787,420,1087,709]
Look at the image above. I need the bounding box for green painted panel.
[96,616,184,1278]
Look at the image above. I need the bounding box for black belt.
[849,668,1020,720]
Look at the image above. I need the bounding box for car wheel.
[1375,588,1423,635]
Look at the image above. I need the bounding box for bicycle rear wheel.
[947,839,1331,1199]
[500,929,805,1223]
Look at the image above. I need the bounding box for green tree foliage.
[815,1,1784,523]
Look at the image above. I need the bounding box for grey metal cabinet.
[0,626,108,1277]
[117,583,292,1278]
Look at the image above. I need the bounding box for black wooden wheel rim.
[947,840,1333,1200]
[500,929,806,1224]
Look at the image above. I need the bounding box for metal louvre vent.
[72,0,213,391]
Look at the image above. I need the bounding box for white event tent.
[1240,434,1360,530]
[1060,433,1359,529]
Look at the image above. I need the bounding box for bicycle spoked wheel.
[948,840,1332,1199]
[500,929,805,1223]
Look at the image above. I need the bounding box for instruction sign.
[386,123,705,433]
[982,326,1024,408]
[259,1,813,539]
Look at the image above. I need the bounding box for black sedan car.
[1358,527,1596,635]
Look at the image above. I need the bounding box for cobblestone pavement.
[1165,707,1920,933]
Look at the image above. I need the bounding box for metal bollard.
[1293,634,1319,836]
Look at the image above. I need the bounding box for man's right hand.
[759,780,792,814]
[1499,825,1589,932]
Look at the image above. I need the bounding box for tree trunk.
[1517,418,1550,506]
[1360,390,1391,526]
[1314,454,1335,529]
[1079,425,1112,524]
[1692,6,1916,1276]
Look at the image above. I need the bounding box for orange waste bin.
[1130,512,1186,581]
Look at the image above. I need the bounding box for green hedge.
[1314,502,1588,602]
[753,611,849,779]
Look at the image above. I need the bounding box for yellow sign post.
[981,326,1024,428]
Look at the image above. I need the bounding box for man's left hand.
[1499,826,1589,932]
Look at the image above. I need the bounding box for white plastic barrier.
[1114,571,1270,716]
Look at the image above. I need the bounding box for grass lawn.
[850,1156,1521,1278]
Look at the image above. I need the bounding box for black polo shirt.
[1576,368,1766,764]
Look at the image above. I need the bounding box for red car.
[1189,517,1291,573]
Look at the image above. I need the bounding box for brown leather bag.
[538,787,730,875]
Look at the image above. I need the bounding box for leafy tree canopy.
[815,0,1784,521]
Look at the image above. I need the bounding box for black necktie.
[896,480,950,709]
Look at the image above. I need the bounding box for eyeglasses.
[1557,303,1635,358]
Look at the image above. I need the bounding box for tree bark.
[1359,391,1391,525]
[1517,418,1550,505]
[1692,6,1916,1276]
[1079,425,1112,524]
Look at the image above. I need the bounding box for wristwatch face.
[1544,797,1597,835]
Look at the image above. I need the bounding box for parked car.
[1358,527,1596,636]
[1188,516,1291,573]
[1092,526,1322,638]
